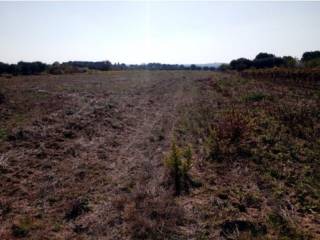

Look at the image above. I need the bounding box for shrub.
[230,58,252,71]
[165,143,193,195]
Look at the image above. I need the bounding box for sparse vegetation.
[175,72,319,239]
[0,70,319,239]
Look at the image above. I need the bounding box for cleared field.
[0,71,319,239]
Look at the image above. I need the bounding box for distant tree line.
[222,50,320,71]
[66,61,112,71]
[0,61,47,75]
[128,63,186,70]
[125,63,215,71]
[0,61,113,76]
[0,60,216,76]
[3,50,318,76]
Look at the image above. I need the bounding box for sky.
[0,1,320,64]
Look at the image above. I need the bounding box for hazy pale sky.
[0,1,320,64]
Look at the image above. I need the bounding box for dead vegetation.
[0,71,319,239]
[174,73,319,239]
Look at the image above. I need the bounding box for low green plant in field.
[165,143,193,195]
[11,216,38,238]
[243,92,270,102]
[52,222,62,232]
[0,128,7,140]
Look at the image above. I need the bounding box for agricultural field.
[0,71,319,239]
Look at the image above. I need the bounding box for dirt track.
[0,71,209,239]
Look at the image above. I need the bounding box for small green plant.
[165,143,193,195]
[0,128,7,140]
[53,222,62,232]
[181,144,192,175]
[11,217,35,238]
[243,92,268,102]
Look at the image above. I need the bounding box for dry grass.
[175,73,319,239]
[0,71,318,239]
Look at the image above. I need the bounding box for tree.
[253,52,284,68]
[16,61,47,75]
[301,51,320,67]
[301,51,320,62]
[66,61,112,71]
[254,52,275,60]
[230,58,252,71]
[0,62,9,74]
[282,56,297,68]
[218,64,230,71]
[190,64,201,70]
